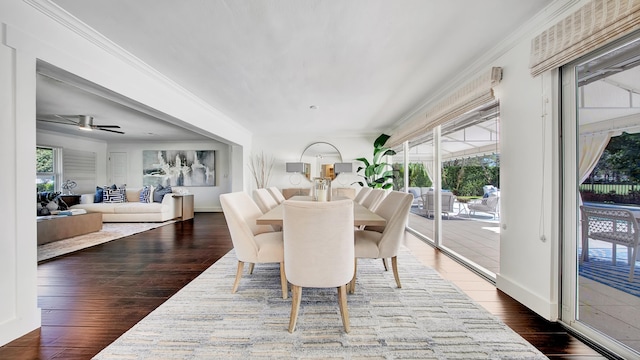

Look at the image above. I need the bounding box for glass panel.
[439,110,500,276]
[401,138,435,242]
[575,37,640,355]
[36,147,56,192]
[396,101,501,278]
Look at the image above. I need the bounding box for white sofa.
[71,186,182,222]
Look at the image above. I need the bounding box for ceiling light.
[77,115,93,131]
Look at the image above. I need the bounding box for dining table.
[256,196,386,227]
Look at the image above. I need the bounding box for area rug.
[93,247,547,359]
[579,248,640,298]
[38,221,175,262]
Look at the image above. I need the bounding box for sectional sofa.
[70,186,182,222]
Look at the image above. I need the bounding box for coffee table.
[37,212,103,245]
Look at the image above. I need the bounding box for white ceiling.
[38,0,554,141]
[36,66,215,142]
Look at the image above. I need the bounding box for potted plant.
[353,133,396,189]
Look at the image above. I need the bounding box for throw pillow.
[94,186,104,203]
[55,196,69,210]
[139,185,152,203]
[103,187,126,203]
[153,185,172,203]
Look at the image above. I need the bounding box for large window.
[36,146,59,192]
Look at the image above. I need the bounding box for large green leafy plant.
[354,134,397,189]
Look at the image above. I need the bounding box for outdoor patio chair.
[580,205,640,281]
[422,191,456,219]
[407,188,422,208]
[468,192,500,218]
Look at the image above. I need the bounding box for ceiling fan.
[36,114,125,134]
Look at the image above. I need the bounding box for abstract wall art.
[143,150,215,187]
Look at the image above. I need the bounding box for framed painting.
[143,150,215,187]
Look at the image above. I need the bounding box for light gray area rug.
[94,247,547,359]
[38,221,175,262]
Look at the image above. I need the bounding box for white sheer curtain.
[579,132,615,184]
[424,159,435,186]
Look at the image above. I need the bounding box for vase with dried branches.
[248,151,274,189]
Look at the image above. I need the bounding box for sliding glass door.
[396,101,501,279]
[562,34,640,358]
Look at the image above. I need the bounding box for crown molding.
[23,0,241,128]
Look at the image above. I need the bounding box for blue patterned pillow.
[139,186,152,203]
[153,185,172,203]
[103,187,126,203]
[94,187,104,203]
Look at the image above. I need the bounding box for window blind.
[530,0,640,77]
[62,148,97,194]
[388,67,502,148]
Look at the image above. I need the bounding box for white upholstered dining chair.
[254,188,281,231]
[220,192,288,299]
[267,186,286,204]
[354,187,372,205]
[283,198,355,333]
[361,188,386,211]
[350,191,413,293]
[253,188,279,213]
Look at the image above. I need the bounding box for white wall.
[492,37,559,319]
[250,135,373,194]
[0,0,251,345]
[0,21,40,347]
[107,141,231,212]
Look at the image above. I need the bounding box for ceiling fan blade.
[98,128,125,134]
[95,125,121,128]
[54,114,81,123]
[37,118,76,125]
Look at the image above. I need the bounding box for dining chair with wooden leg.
[220,192,288,299]
[283,198,355,333]
[350,191,413,293]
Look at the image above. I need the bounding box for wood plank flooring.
[0,213,608,359]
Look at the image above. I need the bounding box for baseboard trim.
[194,207,222,212]
[496,274,558,321]
[0,309,41,347]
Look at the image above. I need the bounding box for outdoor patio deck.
[407,203,500,275]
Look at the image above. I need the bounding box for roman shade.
[530,0,640,77]
[388,67,502,148]
[62,148,96,194]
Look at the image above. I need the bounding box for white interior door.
[109,152,127,186]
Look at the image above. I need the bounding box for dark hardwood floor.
[0,213,608,359]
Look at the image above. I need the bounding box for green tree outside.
[394,154,499,196]
[37,147,53,173]
[36,147,55,192]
